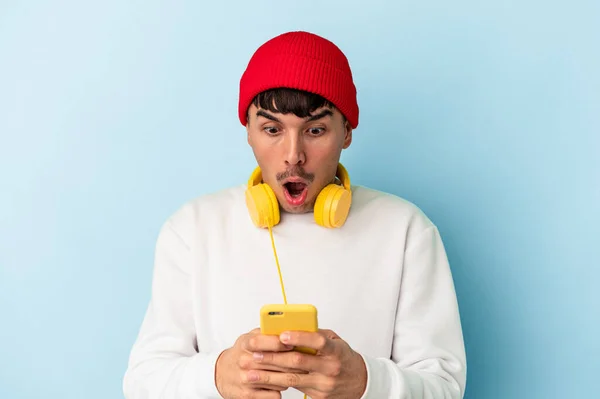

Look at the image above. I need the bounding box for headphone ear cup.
[245,183,280,228]
[314,184,352,228]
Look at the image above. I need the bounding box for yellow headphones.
[245,163,352,229]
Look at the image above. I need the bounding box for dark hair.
[247,88,346,122]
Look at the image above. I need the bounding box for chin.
[277,192,315,214]
[281,204,314,214]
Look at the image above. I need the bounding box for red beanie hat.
[238,31,359,129]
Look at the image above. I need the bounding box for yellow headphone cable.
[267,222,308,399]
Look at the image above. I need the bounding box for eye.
[263,126,279,135]
[307,127,325,136]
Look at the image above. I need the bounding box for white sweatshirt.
[123,184,467,398]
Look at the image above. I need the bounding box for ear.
[246,114,254,146]
[246,107,254,146]
[342,120,353,149]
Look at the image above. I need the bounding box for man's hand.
[214,328,309,398]
[248,329,368,399]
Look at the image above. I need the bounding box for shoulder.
[349,185,437,244]
[159,184,247,242]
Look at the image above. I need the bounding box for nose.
[284,132,306,166]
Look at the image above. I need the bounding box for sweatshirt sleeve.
[123,219,224,399]
[359,225,467,398]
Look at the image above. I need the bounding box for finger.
[240,369,292,391]
[238,352,308,374]
[243,369,315,390]
[242,387,284,398]
[243,334,295,353]
[279,331,335,355]
[248,384,289,392]
[253,350,332,375]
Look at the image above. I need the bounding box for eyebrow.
[256,109,281,123]
[306,109,333,121]
[255,109,334,123]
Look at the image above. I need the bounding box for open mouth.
[284,182,306,197]
[283,182,308,206]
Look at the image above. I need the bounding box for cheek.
[255,148,278,168]
[307,143,333,159]
[250,137,275,159]
[306,144,341,167]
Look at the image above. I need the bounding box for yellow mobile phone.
[260,304,318,355]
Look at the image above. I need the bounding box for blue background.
[1,1,598,398]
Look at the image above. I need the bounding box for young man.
[123,31,467,399]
